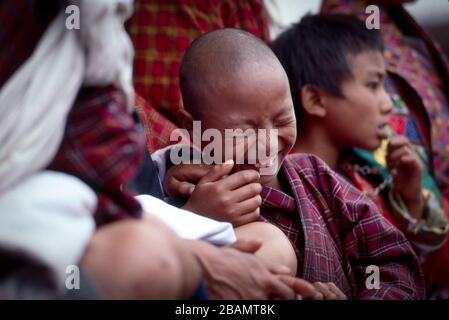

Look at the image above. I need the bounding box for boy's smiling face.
[321,50,393,151]
[188,63,297,186]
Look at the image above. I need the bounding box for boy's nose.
[380,89,393,115]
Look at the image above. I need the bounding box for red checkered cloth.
[261,154,425,300]
[0,0,60,89]
[128,0,270,152]
[134,92,189,153]
[49,86,145,225]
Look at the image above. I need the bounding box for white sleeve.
[150,144,200,198]
[0,171,97,290]
[136,194,236,246]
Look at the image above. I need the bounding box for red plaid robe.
[48,86,145,225]
[0,0,59,89]
[261,154,425,299]
[1,0,145,225]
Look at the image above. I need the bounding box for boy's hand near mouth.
[386,135,424,219]
[167,160,263,227]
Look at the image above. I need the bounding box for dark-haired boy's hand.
[179,160,262,226]
[386,136,424,219]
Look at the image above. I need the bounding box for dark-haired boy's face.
[195,66,297,186]
[322,50,393,151]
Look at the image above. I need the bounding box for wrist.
[181,201,193,212]
[394,189,425,220]
[403,196,424,220]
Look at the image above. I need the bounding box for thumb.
[228,238,262,253]
[168,180,196,198]
[199,159,234,184]
[278,276,318,299]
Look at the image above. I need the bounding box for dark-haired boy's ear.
[178,109,194,132]
[300,85,327,118]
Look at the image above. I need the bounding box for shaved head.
[180,28,286,117]
[178,28,296,186]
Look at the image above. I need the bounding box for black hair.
[271,14,384,120]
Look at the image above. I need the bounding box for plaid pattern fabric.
[128,0,270,151]
[0,0,60,89]
[261,186,304,272]
[261,154,425,299]
[134,92,189,153]
[49,86,145,225]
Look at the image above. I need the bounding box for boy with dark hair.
[165,27,425,299]
[271,14,448,294]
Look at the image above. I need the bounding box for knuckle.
[242,170,258,183]
[255,195,262,206]
[224,208,236,219]
[254,207,261,218]
[251,183,262,195]
[220,194,231,205]
[209,183,223,194]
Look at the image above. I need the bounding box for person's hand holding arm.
[188,238,330,300]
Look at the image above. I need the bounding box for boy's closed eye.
[273,107,295,127]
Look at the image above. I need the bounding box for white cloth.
[0,0,134,195]
[76,0,135,108]
[0,171,97,289]
[136,195,236,246]
[0,0,132,294]
[151,144,200,199]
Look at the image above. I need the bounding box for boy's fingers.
[398,154,421,168]
[326,282,347,300]
[224,169,260,190]
[387,146,411,166]
[171,180,196,197]
[388,135,411,149]
[266,278,296,300]
[387,138,412,156]
[170,164,212,183]
[313,282,338,300]
[278,276,317,299]
[231,182,262,202]
[199,160,234,184]
[264,259,292,276]
[233,208,261,227]
[228,238,262,253]
[234,197,262,217]
[165,164,212,197]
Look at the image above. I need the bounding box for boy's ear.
[300,84,327,118]
[177,108,194,132]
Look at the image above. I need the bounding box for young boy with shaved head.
[164,28,425,299]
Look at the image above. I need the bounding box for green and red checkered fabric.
[128,0,270,152]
